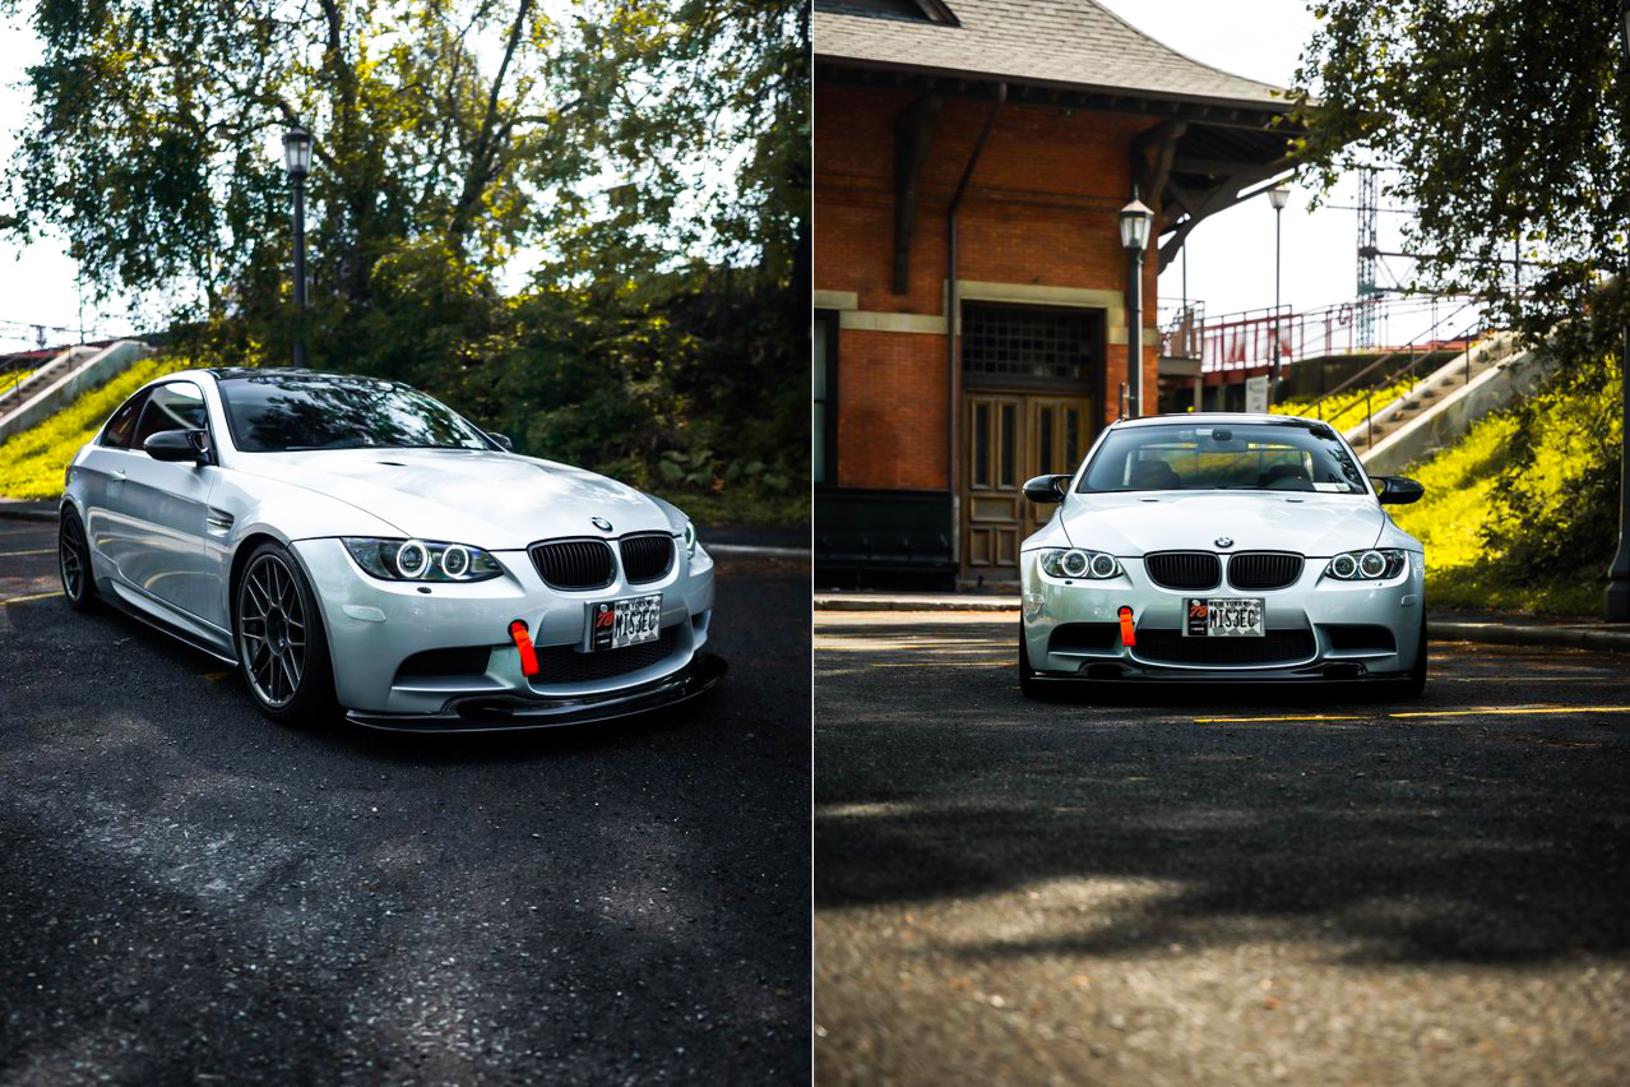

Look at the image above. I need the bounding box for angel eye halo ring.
[1037,547,1123,581]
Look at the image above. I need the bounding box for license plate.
[589,594,662,651]
[1185,597,1264,637]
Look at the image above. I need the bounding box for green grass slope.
[1387,356,1621,618]
[0,356,195,500]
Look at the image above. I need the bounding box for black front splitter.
[345,652,727,733]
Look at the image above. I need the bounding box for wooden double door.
[962,393,1094,579]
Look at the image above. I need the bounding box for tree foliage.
[3,0,809,517]
[1291,0,1630,335]
[1294,0,1625,594]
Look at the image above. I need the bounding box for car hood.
[1057,491,1387,557]
[232,447,672,549]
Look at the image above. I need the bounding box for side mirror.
[1374,476,1424,505]
[1022,473,1071,504]
[144,428,210,465]
[488,432,514,451]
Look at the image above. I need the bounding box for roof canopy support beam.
[1132,119,1187,211]
[1158,166,1290,271]
[892,94,942,294]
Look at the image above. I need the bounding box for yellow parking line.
[0,590,63,605]
[0,548,53,557]
[1195,714,1367,724]
[1196,705,1630,725]
[1388,705,1630,719]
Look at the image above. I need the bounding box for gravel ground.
[815,610,1630,1087]
[0,521,811,1085]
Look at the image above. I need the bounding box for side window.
[100,389,152,449]
[133,382,209,451]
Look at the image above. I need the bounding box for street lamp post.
[1119,196,1154,418]
[1610,3,1630,620]
[1267,181,1290,404]
[282,126,313,369]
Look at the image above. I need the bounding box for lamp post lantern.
[282,126,313,369]
[1119,196,1154,417]
[1267,181,1290,403]
[1609,3,1630,620]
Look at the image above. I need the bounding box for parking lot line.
[0,590,63,606]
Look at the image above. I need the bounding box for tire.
[1401,611,1428,698]
[58,507,99,612]
[234,541,338,726]
[1019,623,1040,697]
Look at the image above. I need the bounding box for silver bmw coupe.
[1018,413,1426,697]
[58,367,723,730]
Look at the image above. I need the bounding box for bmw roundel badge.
[1214,536,1233,548]
[591,516,614,532]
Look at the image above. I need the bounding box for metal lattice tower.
[1356,168,1379,348]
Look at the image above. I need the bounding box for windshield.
[1077,422,1370,495]
[217,374,492,453]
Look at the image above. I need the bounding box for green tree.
[3,0,806,347]
[1292,0,1629,333]
[1293,0,1625,592]
[2,0,809,522]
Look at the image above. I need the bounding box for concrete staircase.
[0,346,99,412]
[0,340,154,444]
[1351,330,1558,477]
[1343,332,1519,455]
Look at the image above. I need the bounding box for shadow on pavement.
[816,616,1630,968]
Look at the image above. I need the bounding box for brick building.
[814,0,1301,585]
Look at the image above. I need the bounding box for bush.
[1388,341,1622,617]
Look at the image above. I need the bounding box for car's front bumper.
[1020,551,1425,683]
[292,537,718,721]
[344,652,727,732]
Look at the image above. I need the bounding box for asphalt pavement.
[0,519,812,1085]
[815,609,1630,1087]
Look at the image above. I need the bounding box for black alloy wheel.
[235,541,337,724]
[58,508,98,611]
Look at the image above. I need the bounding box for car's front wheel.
[1401,611,1428,697]
[235,541,337,725]
[58,507,99,612]
[1019,624,1040,697]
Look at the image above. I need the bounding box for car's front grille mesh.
[532,626,679,683]
[1144,551,1221,591]
[1227,552,1304,591]
[529,539,615,590]
[1134,628,1315,665]
[619,534,675,583]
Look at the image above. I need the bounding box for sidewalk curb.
[709,543,809,560]
[815,595,1015,612]
[1427,620,1630,653]
[0,505,55,523]
[814,596,1630,652]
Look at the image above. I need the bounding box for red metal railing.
[1161,296,1479,375]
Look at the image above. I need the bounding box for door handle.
[110,469,128,481]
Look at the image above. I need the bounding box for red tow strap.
[509,619,540,677]
[1118,606,1137,648]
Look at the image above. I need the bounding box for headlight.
[683,519,697,557]
[1037,547,1123,580]
[1324,547,1407,581]
[342,537,504,582]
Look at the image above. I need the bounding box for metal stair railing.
[1301,298,1493,445]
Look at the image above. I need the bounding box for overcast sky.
[0,2,1417,355]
